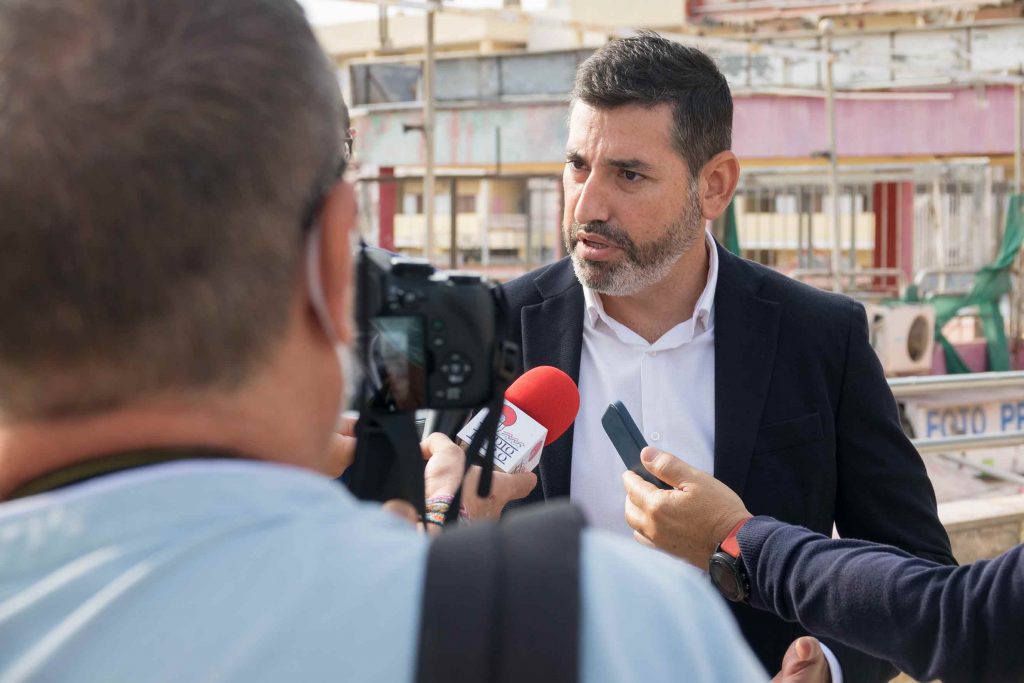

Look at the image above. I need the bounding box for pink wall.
[358,87,1017,167]
[734,87,1017,159]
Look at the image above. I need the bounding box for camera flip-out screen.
[370,315,427,411]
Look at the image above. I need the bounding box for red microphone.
[505,366,580,445]
[457,366,580,473]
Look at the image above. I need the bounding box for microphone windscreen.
[504,366,580,445]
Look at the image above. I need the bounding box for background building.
[314,0,1024,370]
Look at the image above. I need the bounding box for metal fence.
[355,173,563,279]
[729,160,1010,300]
[355,160,1015,309]
[343,24,1024,104]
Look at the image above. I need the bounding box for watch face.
[709,555,742,602]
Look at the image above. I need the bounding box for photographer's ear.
[309,180,357,345]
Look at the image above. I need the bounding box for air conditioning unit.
[864,303,935,376]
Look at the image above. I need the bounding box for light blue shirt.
[0,460,767,682]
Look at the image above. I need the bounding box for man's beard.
[564,183,704,297]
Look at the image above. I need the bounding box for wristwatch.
[708,517,752,603]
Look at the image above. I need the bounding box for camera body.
[357,247,516,412]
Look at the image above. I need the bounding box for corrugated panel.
[437,58,499,101]
[893,30,966,74]
[832,34,892,87]
[971,26,1024,72]
[777,38,823,88]
[499,52,582,96]
[350,63,420,106]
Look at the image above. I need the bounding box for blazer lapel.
[520,260,583,499]
[714,244,780,497]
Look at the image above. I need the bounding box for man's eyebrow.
[606,158,654,173]
[564,151,655,174]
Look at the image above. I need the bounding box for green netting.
[724,198,741,255]
[928,194,1024,373]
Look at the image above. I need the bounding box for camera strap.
[416,501,585,683]
[443,284,520,525]
[348,409,426,514]
[5,447,239,501]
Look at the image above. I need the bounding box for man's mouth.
[577,232,617,250]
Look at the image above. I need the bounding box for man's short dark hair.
[0,0,347,419]
[572,31,733,176]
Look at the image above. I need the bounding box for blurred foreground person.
[0,1,772,681]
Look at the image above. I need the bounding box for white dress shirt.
[571,230,719,537]
[568,231,844,682]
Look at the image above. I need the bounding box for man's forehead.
[565,101,676,157]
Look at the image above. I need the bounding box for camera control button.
[432,337,445,348]
[443,352,472,386]
[445,387,463,401]
[432,319,445,331]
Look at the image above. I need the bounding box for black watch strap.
[708,518,752,603]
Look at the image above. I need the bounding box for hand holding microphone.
[373,366,580,530]
[424,366,580,524]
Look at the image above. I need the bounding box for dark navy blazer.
[501,243,957,682]
[739,516,1024,683]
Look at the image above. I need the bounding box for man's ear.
[698,151,740,221]
[316,180,357,345]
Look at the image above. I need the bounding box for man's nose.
[572,175,612,226]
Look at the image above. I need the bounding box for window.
[402,194,421,215]
[744,194,773,213]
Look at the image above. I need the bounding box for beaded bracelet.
[425,495,454,527]
[424,495,470,527]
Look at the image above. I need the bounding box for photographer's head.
[0,0,355,492]
[564,32,739,296]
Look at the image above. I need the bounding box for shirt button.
[647,350,657,357]
[651,432,661,441]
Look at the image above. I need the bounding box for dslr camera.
[356,246,518,411]
[346,246,519,505]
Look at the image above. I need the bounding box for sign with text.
[904,391,1024,472]
[457,401,547,474]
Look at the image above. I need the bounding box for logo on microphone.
[498,405,518,431]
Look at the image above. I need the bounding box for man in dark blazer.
[502,32,955,682]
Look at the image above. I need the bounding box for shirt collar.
[583,228,719,343]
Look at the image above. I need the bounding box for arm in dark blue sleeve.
[827,302,957,681]
[738,516,1024,683]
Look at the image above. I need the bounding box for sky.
[299,1,549,26]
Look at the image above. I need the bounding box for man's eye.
[568,159,585,170]
[622,170,641,182]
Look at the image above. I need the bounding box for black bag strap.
[416,502,586,683]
